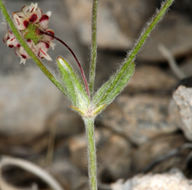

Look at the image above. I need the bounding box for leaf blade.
[93,61,135,107]
[57,57,89,108]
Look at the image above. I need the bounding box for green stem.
[89,0,98,96]
[0,0,66,95]
[84,118,97,190]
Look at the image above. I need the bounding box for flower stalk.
[84,118,97,190]
[89,0,98,96]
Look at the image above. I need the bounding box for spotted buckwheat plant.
[3,3,54,64]
[0,1,175,190]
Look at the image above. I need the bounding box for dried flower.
[3,3,55,64]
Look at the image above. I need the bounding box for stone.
[47,105,84,136]
[180,57,192,78]
[138,13,192,61]
[51,159,88,190]
[127,65,176,93]
[173,86,192,140]
[0,67,61,136]
[101,95,179,145]
[67,133,88,170]
[132,134,186,173]
[98,132,131,181]
[111,170,192,190]
[65,0,192,62]
[67,129,132,181]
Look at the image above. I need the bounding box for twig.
[158,44,186,79]
[0,156,64,190]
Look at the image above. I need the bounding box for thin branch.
[0,156,64,190]
[158,44,186,79]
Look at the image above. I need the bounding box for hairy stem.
[0,0,66,95]
[41,31,90,97]
[84,118,97,190]
[89,0,98,96]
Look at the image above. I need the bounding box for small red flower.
[3,3,55,64]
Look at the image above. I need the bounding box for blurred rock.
[47,105,84,136]
[65,0,155,50]
[127,65,176,93]
[68,133,88,170]
[0,68,61,136]
[51,159,88,190]
[168,99,183,129]
[173,85,192,140]
[180,57,192,77]
[65,0,192,62]
[138,13,192,61]
[111,170,192,190]
[101,95,179,145]
[68,129,132,181]
[98,132,131,182]
[132,134,186,173]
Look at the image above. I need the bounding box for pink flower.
[3,3,55,64]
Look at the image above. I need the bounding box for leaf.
[93,61,135,107]
[57,56,89,108]
[57,58,77,105]
[93,0,175,112]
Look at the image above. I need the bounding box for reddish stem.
[41,30,90,97]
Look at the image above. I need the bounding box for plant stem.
[0,0,66,95]
[41,31,90,97]
[89,0,98,96]
[84,118,97,190]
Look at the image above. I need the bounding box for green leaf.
[57,58,77,105]
[92,74,115,105]
[93,61,135,107]
[57,57,89,108]
[93,0,174,112]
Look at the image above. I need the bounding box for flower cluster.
[3,3,55,64]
